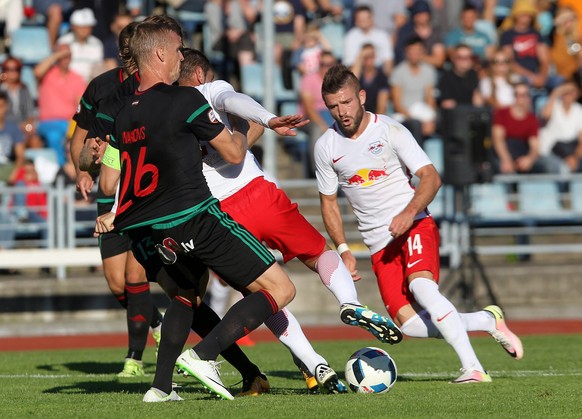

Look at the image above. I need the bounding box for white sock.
[402,310,496,337]
[459,311,495,332]
[400,310,441,338]
[264,308,327,375]
[315,250,360,306]
[409,278,484,372]
[208,277,230,318]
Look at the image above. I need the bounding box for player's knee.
[104,272,125,295]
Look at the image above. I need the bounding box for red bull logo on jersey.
[346,168,389,186]
[122,126,146,144]
[368,141,384,155]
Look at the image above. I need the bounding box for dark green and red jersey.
[109,83,225,231]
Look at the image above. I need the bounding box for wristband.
[337,243,350,255]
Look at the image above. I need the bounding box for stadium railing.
[2,174,582,279]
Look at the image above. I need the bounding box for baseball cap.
[70,8,97,27]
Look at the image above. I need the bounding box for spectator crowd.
[1,0,582,257]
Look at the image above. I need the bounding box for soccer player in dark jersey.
[96,19,296,402]
[69,20,164,378]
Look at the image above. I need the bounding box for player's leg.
[170,206,295,399]
[159,269,267,396]
[384,218,489,383]
[399,306,524,360]
[262,308,347,394]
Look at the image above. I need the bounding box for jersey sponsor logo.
[208,109,220,123]
[368,140,384,155]
[122,126,146,144]
[406,259,423,268]
[162,237,180,252]
[346,168,389,187]
[156,243,177,265]
[332,155,346,164]
[180,238,196,252]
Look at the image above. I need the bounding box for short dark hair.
[118,21,140,73]
[321,64,361,97]
[405,34,425,49]
[179,48,212,81]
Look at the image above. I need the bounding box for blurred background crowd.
[1,0,582,258]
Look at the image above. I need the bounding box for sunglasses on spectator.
[3,67,20,72]
[455,55,473,60]
[320,61,335,67]
[492,59,510,64]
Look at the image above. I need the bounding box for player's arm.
[389,164,441,239]
[320,192,360,281]
[208,126,247,165]
[70,125,95,200]
[213,83,308,136]
[99,143,121,196]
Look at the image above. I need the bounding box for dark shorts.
[127,202,276,291]
[98,231,132,260]
[97,200,130,259]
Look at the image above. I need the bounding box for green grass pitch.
[0,334,580,418]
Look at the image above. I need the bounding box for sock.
[315,250,360,306]
[125,282,154,360]
[409,278,484,372]
[150,305,164,330]
[114,292,128,309]
[264,308,327,375]
[193,290,278,360]
[401,310,496,337]
[191,302,261,380]
[400,310,441,338]
[459,311,496,332]
[208,277,231,318]
[152,296,194,394]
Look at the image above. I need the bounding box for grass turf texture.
[0,334,580,418]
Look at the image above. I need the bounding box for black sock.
[191,302,261,380]
[152,296,194,394]
[114,292,128,309]
[194,290,278,360]
[125,282,154,360]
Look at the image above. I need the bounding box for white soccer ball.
[344,347,397,394]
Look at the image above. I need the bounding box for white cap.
[70,8,97,27]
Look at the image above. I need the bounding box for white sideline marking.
[1,370,582,379]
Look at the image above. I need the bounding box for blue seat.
[240,63,297,104]
[20,65,38,101]
[10,26,51,65]
[470,183,520,223]
[569,179,582,214]
[319,22,345,60]
[422,137,444,174]
[518,180,571,221]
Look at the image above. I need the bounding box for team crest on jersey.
[156,244,177,265]
[208,109,219,123]
[368,141,384,155]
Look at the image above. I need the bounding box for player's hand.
[341,251,361,281]
[76,171,94,201]
[389,212,414,239]
[94,212,115,237]
[268,114,310,136]
[92,136,109,165]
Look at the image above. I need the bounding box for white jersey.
[195,80,276,200]
[315,112,432,254]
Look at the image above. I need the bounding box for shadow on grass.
[45,361,155,374]
[43,381,149,395]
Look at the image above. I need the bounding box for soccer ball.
[344,347,397,394]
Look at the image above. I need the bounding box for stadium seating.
[240,63,297,104]
[517,179,572,222]
[20,65,38,101]
[10,26,51,65]
[319,21,345,61]
[422,137,444,174]
[470,182,520,224]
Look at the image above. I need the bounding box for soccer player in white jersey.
[175,48,402,395]
[314,64,524,384]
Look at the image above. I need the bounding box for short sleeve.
[314,135,339,195]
